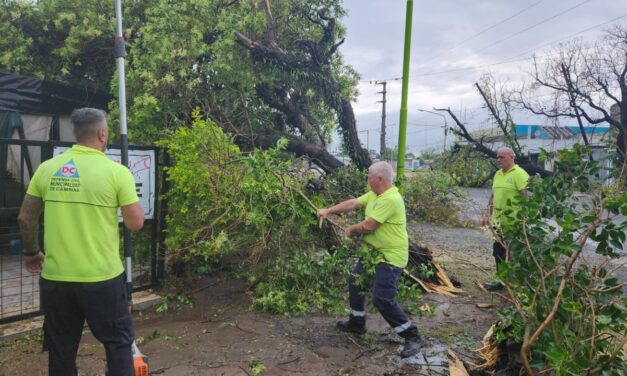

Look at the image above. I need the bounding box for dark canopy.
[0,72,110,115]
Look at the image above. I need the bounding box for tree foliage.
[0,0,365,170]
[159,109,316,266]
[431,144,496,187]
[403,170,463,225]
[495,144,626,375]
[0,0,116,90]
[160,111,425,315]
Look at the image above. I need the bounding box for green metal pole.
[396,0,413,193]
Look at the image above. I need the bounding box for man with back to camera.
[481,146,529,291]
[317,161,423,358]
[18,108,144,375]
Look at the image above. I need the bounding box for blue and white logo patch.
[54,159,80,178]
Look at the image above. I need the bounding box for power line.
[411,11,624,79]
[416,0,546,68]
[473,0,593,55]
[413,56,532,77]
[501,13,627,62]
[406,122,443,128]
[359,76,402,83]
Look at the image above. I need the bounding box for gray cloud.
[335,0,626,154]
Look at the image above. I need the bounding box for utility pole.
[396,0,413,193]
[375,81,387,159]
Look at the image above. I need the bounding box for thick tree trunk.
[234,25,372,171]
[235,133,343,173]
[339,98,371,169]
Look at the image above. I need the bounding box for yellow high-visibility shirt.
[27,144,139,282]
[491,164,529,225]
[357,186,409,268]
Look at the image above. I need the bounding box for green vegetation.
[403,170,463,224]
[0,0,366,168]
[497,144,626,374]
[250,359,266,375]
[159,112,425,315]
[155,293,195,314]
[432,145,496,187]
[252,246,352,315]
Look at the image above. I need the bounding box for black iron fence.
[0,138,166,324]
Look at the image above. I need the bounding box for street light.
[417,108,448,151]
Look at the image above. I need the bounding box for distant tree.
[434,26,625,176]
[418,148,438,163]
[435,74,553,177]
[516,25,627,158]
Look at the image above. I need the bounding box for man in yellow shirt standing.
[317,161,422,358]
[482,147,529,291]
[18,108,144,375]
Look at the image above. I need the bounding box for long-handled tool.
[114,1,149,374]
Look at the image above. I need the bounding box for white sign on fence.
[53,146,156,220]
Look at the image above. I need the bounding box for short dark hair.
[71,108,107,141]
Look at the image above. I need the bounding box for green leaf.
[544,348,568,364]
[561,300,583,313]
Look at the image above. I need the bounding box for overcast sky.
[336,0,627,155]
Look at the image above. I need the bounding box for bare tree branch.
[435,107,552,177]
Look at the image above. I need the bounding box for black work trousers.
[348,260,420,339]
[492,240,507,268]
[40,272,135,376]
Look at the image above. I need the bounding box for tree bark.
[234,8,372,171]
[235,133,343,173]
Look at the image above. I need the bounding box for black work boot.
[400,336,422,358]
[398,325,422,358]
[483,282,505,291]
[336,315,366,335]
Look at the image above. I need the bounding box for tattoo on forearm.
[21,221,39,253]
[18,196,43,253]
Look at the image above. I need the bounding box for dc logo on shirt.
[507,177,513,184]
[54,160,80,178]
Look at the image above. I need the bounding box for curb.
[0,290,162,341]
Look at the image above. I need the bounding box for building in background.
[469,124,612,171]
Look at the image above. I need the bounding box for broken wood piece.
[448,349,470,376]
[474,324,498,369]
[476,303,495,309]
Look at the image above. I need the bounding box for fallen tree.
[234,1,371,170]
[0,0,368,171]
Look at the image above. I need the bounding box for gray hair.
[71,108,107,141]
[497,146,515,158]
[369,161,395,183]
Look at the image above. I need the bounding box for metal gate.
[0,138,166,324]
